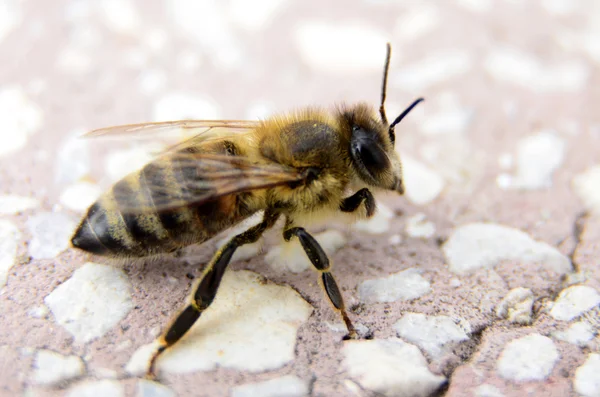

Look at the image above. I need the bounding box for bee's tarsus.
[340,188,376,217]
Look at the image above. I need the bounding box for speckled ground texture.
[1,1,600,397]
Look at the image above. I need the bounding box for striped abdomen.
[71,157,257,258]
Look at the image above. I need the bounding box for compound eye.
[350,128,390,180]
[353,140,389,173]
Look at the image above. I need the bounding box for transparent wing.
[84,120,259,139]
[83,119,261,157]
[115,153,306,213]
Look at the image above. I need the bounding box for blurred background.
[1,1,600,395]
[1,0,599,208]
[1,0,598,181]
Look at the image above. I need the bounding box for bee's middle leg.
[340,188,376,217]
[283,226,358,339]
[147,211,279,378]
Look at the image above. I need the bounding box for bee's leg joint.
[340,188,376,217]
[283,226,357,339]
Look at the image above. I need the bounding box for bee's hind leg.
[283,226,358,340]
[146,211,280,379]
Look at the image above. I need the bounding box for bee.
[71,42,423,378]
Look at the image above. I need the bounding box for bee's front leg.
[339,188,376,217]
[283,226,358,340]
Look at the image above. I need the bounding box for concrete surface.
[1,1,599,396]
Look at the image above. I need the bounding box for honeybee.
[71,42,423,378]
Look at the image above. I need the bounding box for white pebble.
[574,354,600,397]
[393,313,470,358]
[148,270,312,374]
[231,375,309,397]
[0,220,19,287]
[142,28,168,53]
[496,173,513,189]
[227,0,288,31]
[393,4,439,41]
[45,262,134,343]
[27,304,49,319]
[245,101,275,120]
[93,367,118,379]
[496,287,534,325]
[456,0,492,12]
[388,234,403,245]
[550,286,600,321]
[168,1,243,69]
[552,322,596,347]
[59,182,102,212]
[353,203,394,234]
[400,155,445,205]
[0,86,43,157]
[138,69,167,95]
[123,48,148,69]
[153,92,220,121]
[449,278,462,288]
[511,131,565,189]
[419,103,473,136]
[125,341,162,376]
[443,223,572,275]
[497,334,559,381]
[0,195,39,214]
[541,0,579,15]
[0,0,22,44]
[498,153,513,169]
[115,339,133,352]
[342,379,363,396]
[359,268,431,304]
[573,165,600,215]
[405,213,436,238]
[474,384,505,397]
[26,212,76,259]
[55,46,92,74]
[267,229,346,273]
[176,49,202,72]
[326,321,370,336]
[99,0,141,34]
[294,22,388,73]
[484,47,589,92]
[104,145,163,182]
[342,338,446,397]
[392,50,472,92]
[55,130,91,184]
[31,350,85,386]
[137,379,176,397]
[66,380,123,397]
[419,137,477,185]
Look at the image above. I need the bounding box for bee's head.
[344,98,422,194]
[345,43,423,194]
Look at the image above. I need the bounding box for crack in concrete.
[567,211,589,272]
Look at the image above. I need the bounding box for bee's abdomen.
[71,159,255,258]
[71,200,138,256]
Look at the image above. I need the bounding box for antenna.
[379,43,392,126]
[389,98,424,131]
